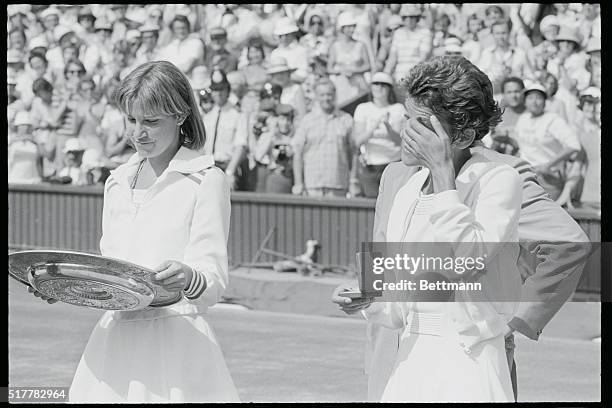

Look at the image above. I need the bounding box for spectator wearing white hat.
[75,6,97,42]
[132,23,161,67]
[8,111,45,184]
[40,7,61,46]
[513,81,581,200]
[477,18,535,94]
[267,56,308,120]
[527,15,560,75]
[300,8,332,67]
[546,27,590,94]
[351,72,405,197]
[327,11,371,107]
[157,15,205,77]
[556,87,600,210]
[28,35,49,58]
[270,17,309,83]
[57,138,88,185]
[384,5,432,94]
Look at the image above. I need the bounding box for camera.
[275,144,288,161]
[253,111,272,138]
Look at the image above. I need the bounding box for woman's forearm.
[293,153,304,187]
[227,145,246,174]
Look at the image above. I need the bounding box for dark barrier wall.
[8,184,601,292]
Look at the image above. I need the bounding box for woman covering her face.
[31,61,240,402]
[335,56,523,402]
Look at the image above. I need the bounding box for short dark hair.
[170,15,190,31]
[32,77,53,95]
[28,52,48,66]
[543,73,559,97]
[578,94,598,110]
[501,77,524,93]
[491,18,512,33]
[63,58,86,78]
[402,56,503,142]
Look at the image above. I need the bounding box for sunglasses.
[311,20,323,26]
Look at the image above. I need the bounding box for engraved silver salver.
[8,250,183,310]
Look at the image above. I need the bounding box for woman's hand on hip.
[153,260,194,292]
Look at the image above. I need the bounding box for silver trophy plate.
[8,250,183,311]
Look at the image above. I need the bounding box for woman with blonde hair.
[33,60,240,402]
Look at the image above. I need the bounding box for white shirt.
[202,103,245,163]
[100,147,230,315]
[270,42,310,81]
[157,37,205,76]
[353,101,405,165]
[387,27,432,82]
[514,111,581,166]
[477,45,535,86]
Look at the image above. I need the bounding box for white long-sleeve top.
[364,152,523,353]
[100,147,230,318]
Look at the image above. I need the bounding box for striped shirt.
[292,107,353,190]
[387,27,433,82]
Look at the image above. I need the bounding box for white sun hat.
[274,17,299,36]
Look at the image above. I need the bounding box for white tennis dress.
[365,164,518,402]
[69,148,240,402]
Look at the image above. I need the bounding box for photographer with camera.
[252,104,296,194]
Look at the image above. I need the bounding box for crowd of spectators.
[7,4,601,211]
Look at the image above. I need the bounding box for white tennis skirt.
[380,311,514,403]
[69,305,240,403]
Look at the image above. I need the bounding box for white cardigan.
[100,147,230,319]
[364,151,523,353]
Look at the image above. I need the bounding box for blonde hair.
[114,60,206,150]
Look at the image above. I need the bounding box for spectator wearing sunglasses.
[300,9,331,66]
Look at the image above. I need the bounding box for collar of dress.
[111,146,215,186]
